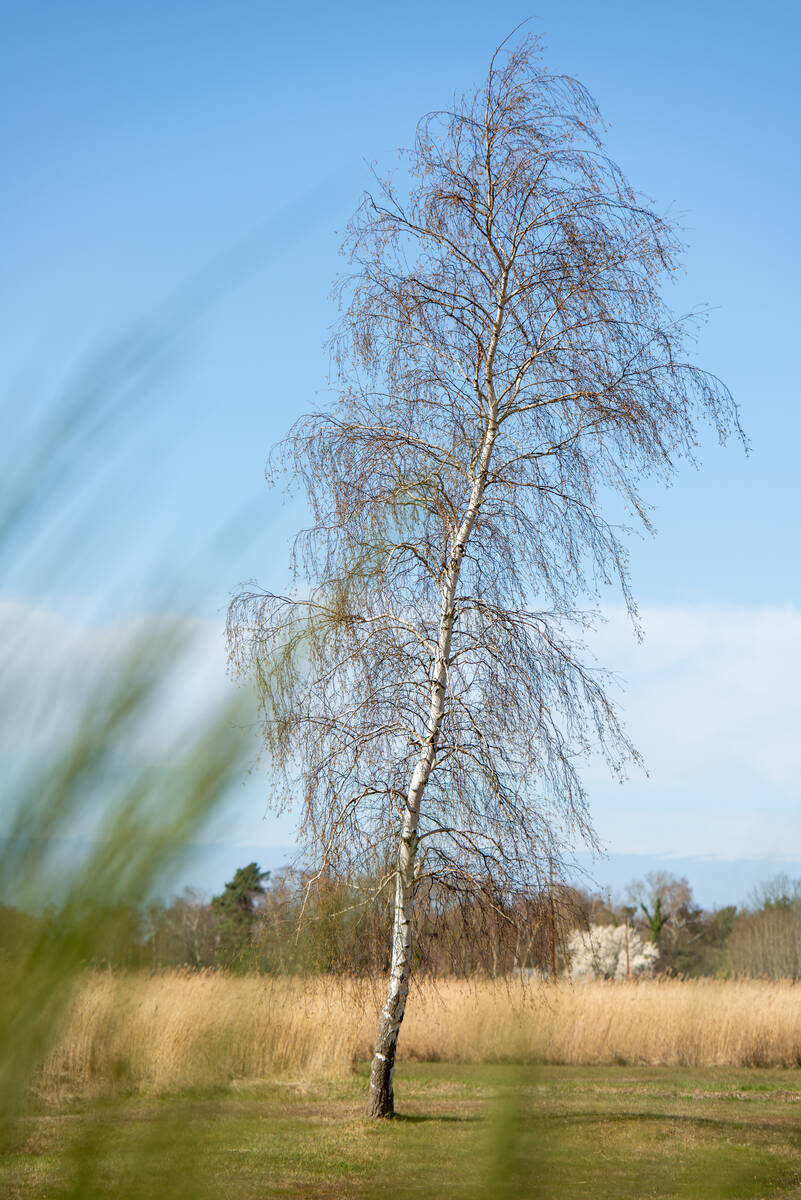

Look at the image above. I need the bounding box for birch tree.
[227,35,741,1118]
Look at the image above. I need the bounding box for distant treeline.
[5,866,801,980]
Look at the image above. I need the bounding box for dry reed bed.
[42,973,801,1095]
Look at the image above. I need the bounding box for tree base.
[367,1049,395,1118]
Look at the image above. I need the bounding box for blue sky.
[2,0,800,907]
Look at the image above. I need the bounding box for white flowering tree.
[566,923,659,981]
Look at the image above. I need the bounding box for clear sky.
[3,0,800,907]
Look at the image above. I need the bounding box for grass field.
[5,1063,801,1199]
[9,973,801,1197]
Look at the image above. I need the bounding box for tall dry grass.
[41,972,801,1096]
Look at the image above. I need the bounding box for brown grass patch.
[39,973,801,1096]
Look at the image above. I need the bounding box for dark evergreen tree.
[211,863,270,968]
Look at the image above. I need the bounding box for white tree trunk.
[367,341,504,1116]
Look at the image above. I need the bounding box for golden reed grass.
[40,972,801,1095]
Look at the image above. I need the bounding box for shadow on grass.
[390,1112,484,1124]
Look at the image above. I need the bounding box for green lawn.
[4,1064,801,1199]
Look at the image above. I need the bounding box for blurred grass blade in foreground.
[0,623,252,1136]
[0,283,256,1171]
